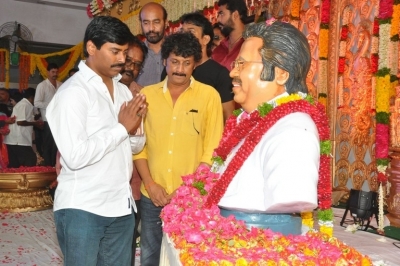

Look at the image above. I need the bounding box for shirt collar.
[162,76,194,93]
[78,60,121,82]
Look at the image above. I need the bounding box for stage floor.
[1,208,399,265]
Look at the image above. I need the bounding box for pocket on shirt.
[181,112,200,136]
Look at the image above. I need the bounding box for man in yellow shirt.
[134,31,223,266]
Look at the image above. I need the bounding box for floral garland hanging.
[375,0,396,234]
[19,42,83,84]
[160,94,372,265]
[0,49,10,88]
[87,0,119,18]
[318,0,330,110]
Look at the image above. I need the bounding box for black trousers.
[42,121,57,166]
[34,127,44,157]
[6,145,37,168]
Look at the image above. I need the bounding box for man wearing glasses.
[119,36,148,90]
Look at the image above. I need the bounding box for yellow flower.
[320,225,333,237]
[319,29,329,58]
[236,258,248,266]
[276,94,302,106]
[221,260,234,266]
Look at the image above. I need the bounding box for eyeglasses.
[125,59,143,71]
[230,59,263,71]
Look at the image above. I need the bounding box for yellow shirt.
[134,77,223,197]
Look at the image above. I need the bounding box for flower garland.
[17,42,83,88]
[318,0,330,107]
[375,0,396,233]
[204,93,333,237]
[87,0,119,18]
[161,124,372,265]
[290,0,301,28]
[0,49,10,88]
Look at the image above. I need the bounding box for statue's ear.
[275,67,289,86]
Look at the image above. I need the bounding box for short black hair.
[83,16,133,58]
[129,35,148,59]
[10,91,23,103]
[47,62,59,71]
[139,2,168,21]
[217,0,248,23]
[68,67,79,76]
[0,88,9,95]
[243,21,311,94]
[161,32,202,62]
[23,87,36,99]
[181,12,214,57]
[0,104,10,116]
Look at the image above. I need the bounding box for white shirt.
[4,98,34,146]
[218,94,320,213]
[34,78,62,121]
[47,61,144,217]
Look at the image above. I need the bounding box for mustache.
[145,31,159,36]
[121,70,134,75]
[232,77,242,85]
[111,63,125,68]
[172,73,186,77]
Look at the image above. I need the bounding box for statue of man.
[207,20,320,235]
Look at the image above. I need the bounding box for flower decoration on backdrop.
[158,94,361,264]
[87,0,119,18]
[0,49,10,88]
[17,42,83,91]
[375,0,399,234]
[318,0,330,109]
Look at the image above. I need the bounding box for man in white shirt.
[34,62,62,166]
[47,16,147,266]
[4,88,43,168]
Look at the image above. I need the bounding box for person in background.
[180,12,235,122]
[0,104,12,169]
[212,23,226,50]
[134,32,223,265]
[136,2,168,87]
[118,34,148,266]
[34,62,62,166]
[10,92,23,106]
[212,0,247,71]
[4,88,43,168]
[47,16,147,265]
[68,67,79,78]
[0,88,13,115]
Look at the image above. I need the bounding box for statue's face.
[229,37,285,112]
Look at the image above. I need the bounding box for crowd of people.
[1,0,322,265]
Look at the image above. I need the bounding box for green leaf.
[376,158,389,167]
[376,112,390,124]
[318,209,333,222]
[258,103,274,117]
[320,140,331,155]
[233,109,243,116]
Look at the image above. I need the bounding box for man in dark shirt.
[161,12,235,121]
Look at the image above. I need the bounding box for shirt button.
[168,151,172,154]
[168,169,171,172]
[170,133,174,136]
[173,117,176,120]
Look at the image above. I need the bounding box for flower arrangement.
[318,0,330,105]
[17,42,83,91]
[0,49,10,88]
[87,0,119,18]
[159,94,366,264]
[0,166,55,173]
[375,0,397,233]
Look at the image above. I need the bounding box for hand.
[147,182,170,207]
[34,120,44,129]
[5,116,16,124]
[129,81,143,95]
[118,94,147,134]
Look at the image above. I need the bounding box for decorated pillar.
[387,148,400,227]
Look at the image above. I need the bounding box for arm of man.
[34,83,48,109]
[47,86,144,170]
[216,66,235,121]
[134,158,169,207]
[199,90,224,167]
